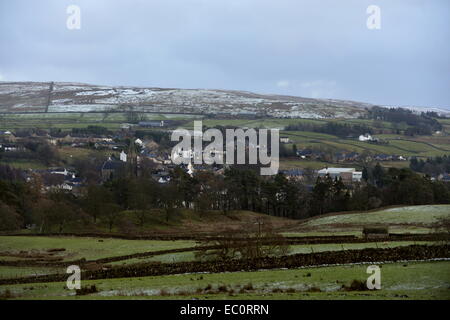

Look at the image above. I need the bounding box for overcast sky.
[0,0,449,109]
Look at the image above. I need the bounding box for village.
[0,125,424,197]
[2,123,450,199]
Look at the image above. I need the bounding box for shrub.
[217,285,228,293]
[75,285,98,296]
[0,289,14,300]
[243,283,254,291]
[341,279,368,291]
[362,226,389,236]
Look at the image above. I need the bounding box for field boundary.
[1,244,448,285]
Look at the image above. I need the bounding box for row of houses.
[0,129,131,152]
[433,173,450,183]
[0,131,19,144]
[101,153,222,184]
[0,143,21,152]
[280,167,363,183]
[282,166,450,184]
[295,149,407,163]
[24,167,84,194]
[317,167,363,183]
[373,154,407,161]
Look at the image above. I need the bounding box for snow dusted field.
[0,81,373,118]
[303,205,450,227]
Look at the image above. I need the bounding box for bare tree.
[195,222,290,261]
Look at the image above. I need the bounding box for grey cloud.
[0,0,449,108]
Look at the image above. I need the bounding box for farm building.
[362,226,389,239]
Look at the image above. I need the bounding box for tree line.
[284,122,374,138]
[410,156,450,177]
[364,107,442,136]
[0,162,449,233]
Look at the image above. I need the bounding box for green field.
[108,241,436,266]
[0,113,201,130]
[200,118,324,129]
[0,160,47,170]
[0,266,61,279]
[0,236,197,262]
[287,241,435,254]
[437,118,450,132]
[0,203,449,300]
[2,261,449,300]
[281,131,450,157]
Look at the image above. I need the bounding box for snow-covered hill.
[0,81,425,119]
[382,105,450,116]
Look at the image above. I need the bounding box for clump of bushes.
[217,285,228,293]
[362,226,389,238]
[341,279,368,291]
[0,289,15,300]
[243,283,254,291]
[75,285,98,296]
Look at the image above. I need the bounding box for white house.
[120,151,127,162]
[135,138,143,146]
[187,162,194,177]
[358,134,374,142]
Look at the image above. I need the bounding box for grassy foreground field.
[0,236,436,272]
[0,204,449,300]
[2,261,449,300]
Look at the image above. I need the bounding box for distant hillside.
[0,81,374,119]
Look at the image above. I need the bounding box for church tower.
[126,138,139,178]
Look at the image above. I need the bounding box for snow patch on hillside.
[0,81,379,118]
